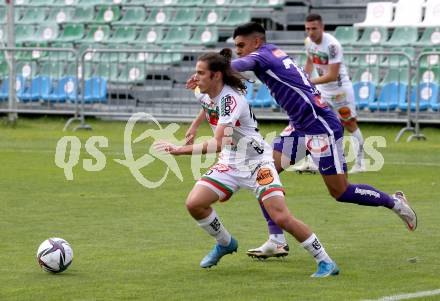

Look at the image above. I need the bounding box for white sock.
[270,233,286,245]
[300,233,332,264]
[351,128,364,166]
[197,209,231,246]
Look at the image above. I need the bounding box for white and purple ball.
[36,238,73,273]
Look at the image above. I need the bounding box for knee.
[185,196,200,215]
[330,186,348,200]
[271,212,291,229]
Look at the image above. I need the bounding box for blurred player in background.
[157,50,340,277]
[301,13,365,174]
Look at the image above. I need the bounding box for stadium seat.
[196,9,224,26]
[48,8,75,24]
[219,9,250,26]
[16,61,37,79]
[15,24,35,44]
[153,50,183,65]
[40,62,66,79]
[353,27,388,46]
[158,26,191,46]
[353,81,376,109]
[415,67,440,84]
[351,67,380,85]
[18,76,52,102]
[169,8,198,25]
[350,47,384,68]
[43,76,78,103]
[254,0,286,8]
[69,6,95,24]
[135,26,166,45]
[334,26,357,46]
[82,25,111,44]
[381,47,415,68]
[57,24,85,42]
[419,48,440,69]
[184,26,218,47]
[414,27,440,47]
[29,24,59,43]
[98,45,129,63]
[108,26,137,44]
[354,2,394,28]
[53,0,80,5]
[380,67,410,85]
[113,6,146,25]
[27,0,54,6]
[0,76,26,101]
[390,0,424,27]
[244,81,254,103]
[18,7,47,24]
[252,84,274,107]
[92,62,119,82]
[382,27,418,47]
[399,82,437,111]
[93,6,121,24]
[419,0,440,27]
[369,82,407,111]
[84,76,107,103]
[145,8,173,26]
[115,63,145,83]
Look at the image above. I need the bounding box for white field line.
[3,148,440,167]
[362,288,440,301]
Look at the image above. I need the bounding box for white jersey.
[305,33,352,94]
[197,85,273,171]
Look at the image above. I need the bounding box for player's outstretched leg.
[263,195,339,277]
[186,185,238,268]
[247,201,289,259]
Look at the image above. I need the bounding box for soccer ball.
[36,238,73,273]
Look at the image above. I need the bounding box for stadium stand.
[0,0,439,126]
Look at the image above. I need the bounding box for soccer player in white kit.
[155,50,340,277]
[303,13,366,174]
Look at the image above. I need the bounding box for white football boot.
[293,155,318,174]
[246,239,289,259]
[392,191,417,231]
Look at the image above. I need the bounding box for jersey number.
[282,57,311,87]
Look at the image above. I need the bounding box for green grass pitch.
[1,117,439,301]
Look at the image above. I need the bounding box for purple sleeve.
[231,55,259,72]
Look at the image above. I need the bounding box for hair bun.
[219,48,233,63]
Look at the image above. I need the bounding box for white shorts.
[322,85,357,124]
[196,162,285,203]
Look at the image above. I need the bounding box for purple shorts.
[272,120,347,175]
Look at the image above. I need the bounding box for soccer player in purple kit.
[189,22,417,259]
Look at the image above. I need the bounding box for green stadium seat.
[350,46,384,68]
[169,8,198,25]
[229,0,257,7]
[353,27,388,47]
[93,6,121,24]
[351,66,380,85]
[14,0,31,6]
[413,27,440,47]
[15,61,38,78]
[145,8,173,26]
[66,63,93,79]
[413,67,440,85]
[48,7,75,24]
[82,25,111,44]
[254,0,285,8]
[15,24,35,44]
[49,42,77,61]
[334,26,357,46]
[175,0,205,6]
[108,26,137,44]
[0,7,5,24]
[293,53,307,67]
[380,67,410,85]
[0,26,7,43]
[69,6,95,24]
[196,9,224,26]
[419,48,440,69]
[78,0,108,5]
[126,47,156,64]
[56,24,85,42]
[185,26,218,47]
[30,24,59,43]
[382,27,418,47]
[16,7,47,24]
[157,26,191,46]
[219,9,250,26]
[381,47,415,68]
[97,45,129,63]
[113,6,146,25]
[39,61,66,79]
[27,0,54,6]
[53,0,80,5]
[153,50,182,65]
[0,62,8,78]
[135,26,166,45]
[115,63,145,83]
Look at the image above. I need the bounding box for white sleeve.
[217,93,244,126]
[328,41,343,65]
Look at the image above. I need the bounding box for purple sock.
[337,184,396,209]
[259,201,283,234]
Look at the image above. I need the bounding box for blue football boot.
[311,261,340,278]
[200,237,238,268]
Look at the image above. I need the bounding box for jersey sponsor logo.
[305,135,331,157]
[354,187,380,199]
[256,168,274,185]
[205,108,219,125]
[272,48,287,58]
[330,92,347,103]
[220,94,237,117]
[310,50,329,65]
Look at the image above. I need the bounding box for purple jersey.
[232,43,340,133]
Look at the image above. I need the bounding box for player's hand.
[153,141,180,155]
[186,74,197,90]
[184,128,197,145]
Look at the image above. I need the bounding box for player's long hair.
[197,49,248,95]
